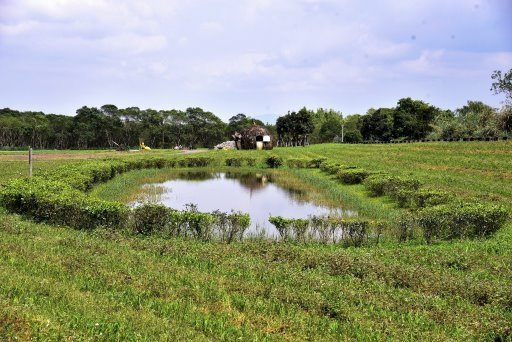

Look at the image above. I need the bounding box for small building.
[233,124,273,150]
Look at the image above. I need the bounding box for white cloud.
[0,0,510,117]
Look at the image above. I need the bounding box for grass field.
[0,142,511,340]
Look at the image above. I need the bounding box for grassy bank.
[0,142,511,340]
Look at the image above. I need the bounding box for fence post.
[29,146,33,177]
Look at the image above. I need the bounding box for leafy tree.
[360,108,393,141]
[226,114,264,137]
[309,108,343,143]
[491,69,512,104]
[341,114,364,143]
[392,98,439,140]
[318,116,343,142]
[276,107,315,146]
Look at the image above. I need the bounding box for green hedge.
[0,177,127,230]
[265,155,283,168]
[0,155,219,231]
[268,215,376,246]
[364,174,422,197]
[286,157,327,169]
[131,204,250,242]
[336,168,370,184]
[225,157,257,167]
[418,202,509,241]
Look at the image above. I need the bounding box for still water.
[133,172,354,236]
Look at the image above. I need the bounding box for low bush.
[287,157,329,169]
[319,161,343,174]
[212,210,251,243]
[225,157,257,167]
[414,189,452,207]
[418,202,509,242]
[286,158,310,168]
[177,157,214,168]
[336,168,370,184]
[307,157,327,168]
[0,177,127,230]
[364,174,421,197]
[225,157,243,167]
[132,203,173,234]
[265,155,283,168]
[268,216,293,240]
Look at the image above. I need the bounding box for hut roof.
[239,125,270,137]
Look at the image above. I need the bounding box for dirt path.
[0,149,206,161]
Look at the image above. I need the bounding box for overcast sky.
[1,0,511,122]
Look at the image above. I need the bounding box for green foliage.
[0,177,127,230]
[418,202,509,242]
[225,157,243,167]
[276,107,315,146]
[265,155,283,168]
[308,157,327,168]
[226,113,265,136]
[414,189,452,208]
[360,108,394,141]
[212,210,251,243]
[319,160,357,175]
[269,215,376,246]
[287,157,328,168]
[0,105,228,149]
[177,157,214,168]
[336,168,370,184]
[132,204,172,234]
[286,158,310,168]
[224,157,256,167]
[364,174,421,197]
[268,216,293,241]
[491,68,512,104]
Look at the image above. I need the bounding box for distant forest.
[1,99,511,149]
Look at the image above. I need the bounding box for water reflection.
[133,172,355,236]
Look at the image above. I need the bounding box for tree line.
[275,69,512,144]
[1,69,510,149]
[0,106,270,150]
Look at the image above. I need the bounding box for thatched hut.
[233,124,273,150]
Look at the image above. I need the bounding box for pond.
[132,171,356,236]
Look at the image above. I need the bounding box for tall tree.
[491,69,512,104]
[392,98,439,140]
[360,108,393,141]
[276,107,314,146]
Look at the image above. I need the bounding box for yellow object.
[139,139,151,151]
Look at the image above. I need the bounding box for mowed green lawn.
[0,142,511,341]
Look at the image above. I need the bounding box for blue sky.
[1,0,511,123]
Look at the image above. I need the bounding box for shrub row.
[0,155,217,230]
[225,157,256,167]
[265,155,283,168]
[132,203,251,242]
[0,178,127,230]
[417,202,509,242]
[268,215,381,246]
[364,174,422,197]
[319,161,359,175]
[317,160,509,241]
[336,168,371,184]
[393,188,453,208]
[286,157,327,169]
